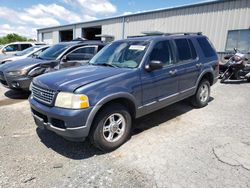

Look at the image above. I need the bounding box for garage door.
[42,32,53,44]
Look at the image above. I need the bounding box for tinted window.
[73,46,95,54]
[197,37,217,57]
[150,40,173,66]
[20,44,32,50]
[175,39,196,61]
[67,46,96,61]
[4,44,19,52]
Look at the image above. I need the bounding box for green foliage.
[0,33,31,44]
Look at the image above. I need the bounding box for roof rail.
[128,31,202,38]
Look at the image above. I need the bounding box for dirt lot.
[0,82,250,188]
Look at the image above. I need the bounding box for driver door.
[140,40,179,111]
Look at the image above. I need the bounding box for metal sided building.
[37,0,250,53]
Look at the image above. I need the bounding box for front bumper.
[3,74,32,90]
[29,96,93,141]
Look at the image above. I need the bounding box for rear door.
[173,38,200,95]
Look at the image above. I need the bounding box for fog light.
[11,81,20,88]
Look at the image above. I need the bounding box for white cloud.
[65,0,117,15]
[0,0,117,39]
[0,24,37,39]
[122,11,133,16]
[25,4,82,23]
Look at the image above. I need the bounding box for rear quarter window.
[197,37,217,57]
[174,38,197,61]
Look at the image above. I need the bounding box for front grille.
[32,84,56,105]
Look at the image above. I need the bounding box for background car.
[0,40,106,91]
[0,45,50,64]
[0,42,45,56]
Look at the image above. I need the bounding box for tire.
[89,103,132,152]
[247,78,250,83]
[191,79,210,108]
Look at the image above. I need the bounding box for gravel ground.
[0,81,250,188]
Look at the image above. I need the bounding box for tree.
[0,33,33,44]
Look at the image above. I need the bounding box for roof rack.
[128,31,202,38]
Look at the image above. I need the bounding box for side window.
[67,46,96,61]
[20,44,32,51]
[32,49,42,56]
[4,44,19,52]
[149,40,173,67]
[197,37,217,57]
[174,39,196,61]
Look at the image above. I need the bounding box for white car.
[0,45,50,64]
[0,42,45,56]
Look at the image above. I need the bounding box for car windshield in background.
[15,46,39,56]
[38,44,68,60]
[89,41,149,68]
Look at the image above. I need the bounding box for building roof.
[37,0,234,32]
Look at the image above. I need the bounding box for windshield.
[15,46,39,56]
[89,41,149,68]
[38,44,69,60]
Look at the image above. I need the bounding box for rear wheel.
[89,104,132,152]
[191,79,210,108]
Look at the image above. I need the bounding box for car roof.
[6,42,45,45]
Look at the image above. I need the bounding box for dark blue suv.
[29,33,219,151]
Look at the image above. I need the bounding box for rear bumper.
[29,96,93,141]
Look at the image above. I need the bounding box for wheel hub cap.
[103,113,126,143]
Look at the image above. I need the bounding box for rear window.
[174,39,197,61]
[197,37,217,57]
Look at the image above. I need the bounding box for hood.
[0,54,13,61]
[0,57,46,73]
[33,65,130,92]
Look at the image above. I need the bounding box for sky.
[0,0,208,39]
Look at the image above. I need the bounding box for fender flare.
[84,92,137,134]
[195,68,214,88]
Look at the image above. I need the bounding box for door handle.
[169,69,177,75]
[196,63,203,68]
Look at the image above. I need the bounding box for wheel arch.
[196,70,214,87]
[85,93,137,135]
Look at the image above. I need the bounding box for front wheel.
[89,104,132,152]
[191,79,210,108]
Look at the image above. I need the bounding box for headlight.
[55,92,89,109]
[7,69,27,76]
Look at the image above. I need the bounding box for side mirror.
[234,48,237,53]
[2,48,6,54]
[145,60,163,71]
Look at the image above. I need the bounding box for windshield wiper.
[96,63,118,68]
